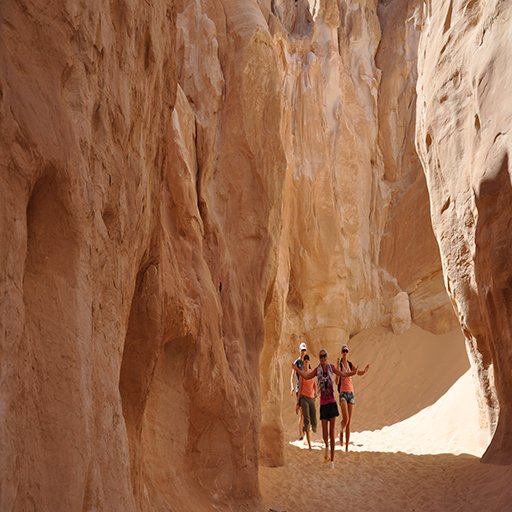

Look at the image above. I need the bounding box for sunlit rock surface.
[416,0,512,465]
[2,0,511,510]
[390,291,412,335]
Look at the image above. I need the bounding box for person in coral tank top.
[296,353,317,451]
[292,349,358,469]
[335,344,369,452]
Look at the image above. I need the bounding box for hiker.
[296,353,317,450]
[336,344,370,452]
[290,342,307,440]
[292,349,358,468]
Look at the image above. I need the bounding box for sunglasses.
[342,349,348,353]
[319,353,327,359]
[304,356,310,360]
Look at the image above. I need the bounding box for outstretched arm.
[357,364,370,376]
[292,363,316,380]
[333,364,358,378]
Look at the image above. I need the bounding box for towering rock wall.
[3,0,511,510]
[377,0,460,335]
[165,1,287,508]
[259,0,458,466]
[0,1,178,509]
[416,0,512,464]
[1,0,284,510]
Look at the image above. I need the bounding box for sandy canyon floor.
[260,326,512,511]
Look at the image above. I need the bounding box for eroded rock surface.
[1,1,179,509]
[416,0,512,464]
[2,0,511,510]
[1,0,284,510]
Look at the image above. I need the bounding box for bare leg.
[305,429,312,450]
[329,417,336,462]
[298,407,304,439]
[322,419,329,462]
[345,403,354,452]
[339,400,349,449]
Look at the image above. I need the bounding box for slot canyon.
[1,0,512,510]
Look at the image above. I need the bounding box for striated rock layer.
[416,0,512,464]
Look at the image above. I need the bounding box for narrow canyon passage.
[3,0,512,510]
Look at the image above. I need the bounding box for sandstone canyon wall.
[416,0,512,464]
[1,0,511,511]
[259,0,459,466]
[1,0,284,510]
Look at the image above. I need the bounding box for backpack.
[337,361,353,393]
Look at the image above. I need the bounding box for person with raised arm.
[292,349,358,469]
[336,344,370,453]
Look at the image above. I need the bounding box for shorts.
[339,391,355,405]
[320,401,339,421]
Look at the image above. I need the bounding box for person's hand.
[295,403,300,415]
[290,387,294,396]
[364,364,370,374]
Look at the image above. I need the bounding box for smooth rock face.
[391,291,412,335]
[416,0,512,464]
[376,0,459,335]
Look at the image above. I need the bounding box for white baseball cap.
[299,342,307,351]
